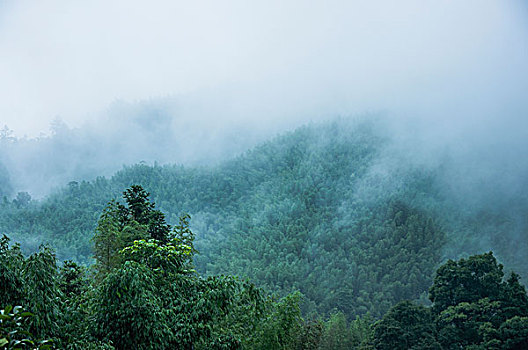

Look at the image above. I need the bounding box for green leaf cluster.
[0,305,52,350]
[372,252,528,349]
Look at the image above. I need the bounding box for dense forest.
[1,118,528,348]
[1,186,527,349]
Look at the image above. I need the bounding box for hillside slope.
[1,118,526,318]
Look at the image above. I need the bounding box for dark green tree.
[0,305,53,350]
[373,300,440,350]
[429,252,504,314]
[435,298,502,349]
[430,252,528,349]
[249,292,304,350]
[318,312,355,350]
[499,316,528,349]
[500,272,528,320]
[58,261,86,298]
[21,246,60,340]
[123,185,153,225]
[92,185,174,276]
[93,261,167,350]
[0,236,23,307]
[92,200,129,275]
[92,186,270,349]
[296,319,323,350]
[123,185,171,243]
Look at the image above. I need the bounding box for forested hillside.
[1,118,527,320]
[3,187,526,348]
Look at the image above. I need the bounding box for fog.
[0,0,527,198]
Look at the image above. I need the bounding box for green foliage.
[501,272,528,320]
[349,314,375,349]
[250,292,304,350]
[92,200,129,275]
[429,252,505,314]
[92,186,175,276]
[499,316,528,349]
[123,185,153,224]
[0,236,23,307]
[1,236,65,347]
[370,252,528,350]
[91,186,285,349]
[1,119,528,347]
[93,261,166,350]
[118,213,198,277]
[319,312,356,350]
[123,185,171,243]
[58,261,86,299]
[21,247,61,340]
[429,252,528,348]
[0,119,451,319]
[436,298,502,349]
[373,301,439,350]
[296,319,324,350]
[431,255,528,349]
[0,239,61,342]
[172,213,196,255]
[0,305,53,350]
[120,238,193,274]
[0,227,299,348]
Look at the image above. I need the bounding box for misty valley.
[2,0,527,347]
[0,118,527,349]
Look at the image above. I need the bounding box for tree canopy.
[1,186,527,348]
[372,252,528,350]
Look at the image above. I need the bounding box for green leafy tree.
[429,252,505,314]
[295,319,323,350]
[0,305,53,350]
[436,298,501,349]
[250,292,304,350]
[373,300,440,350]
[92,200,129,275]
[55,261,98,348]
[0,236,23,307]
[430,252,528,349]
[319,312,355,350]
[349,314,374,349]
[21,247,61,340]
[120,238,194,275]
[499,316,528,349]
[123,185,153,224]
[500,272,528,320]
[92,186,269,349]
[123,185,170,243]
[58,261,86,298]
[92,185,174,276]
[93,261,167,350]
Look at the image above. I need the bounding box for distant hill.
[1,117,527,318]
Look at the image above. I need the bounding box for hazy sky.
[0,0,527,137]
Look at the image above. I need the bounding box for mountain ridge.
[1,117,526,318]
